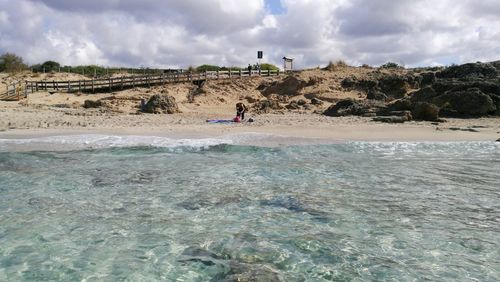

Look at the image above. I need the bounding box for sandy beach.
[2,67,500,144]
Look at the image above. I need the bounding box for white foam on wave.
[0,132,331,151]
[0,134,236,151]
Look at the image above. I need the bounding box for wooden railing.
[0,81,25,101]
[21,69,280,96]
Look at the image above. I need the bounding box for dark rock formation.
[310,98,324,105]
[412,102,440,121]
[285,101,301,110]
[143,94,180,114]
[384,98,413,112]
[490,61,500,71]
[341,76,378,91]
[372,116,409,123]
[323,99,367,117]
[259,76,307,96]
[436,62,498,79]
[420,72,436,87]
[83,99,103,108]
[297,99,307,106]
[432,80,500,96]
[378,75,415,99]
[253,99,283,114]
[410,87,439,103]
[433,88,496,116]
[367,89,388,100]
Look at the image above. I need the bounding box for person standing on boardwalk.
[247,64,252,76]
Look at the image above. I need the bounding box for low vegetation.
[0,53,28,73]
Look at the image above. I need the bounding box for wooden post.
[121,76,124,90]
[25,82,28,97]
[109,78,112,92]
[239,70,242,78]
[216,70,219,80]
[132,76,135,87]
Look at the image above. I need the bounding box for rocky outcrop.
[258,76,308,97]
[253,99,283,114]
[341,74,420,100]
[410,87,439,103]
[420,72,437,87]
[372,116,410,123]
[310,98,324,105]
[436,62,498,79]
[378,75,418,99]
[83,100,103,108]
[412,102,440,121]
[323,99,368,117]
[143,94,180,114]
[367,89,388,100]
[432,88,496,116]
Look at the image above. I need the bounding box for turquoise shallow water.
[0,137,499,281]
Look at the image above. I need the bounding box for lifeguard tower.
[283,57,293,72]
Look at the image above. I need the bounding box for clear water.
[0,135,499,281]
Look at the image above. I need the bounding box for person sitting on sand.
[236,102,247,120]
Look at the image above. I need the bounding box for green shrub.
[380,62,403,69]
[325,60,348,70]
[196,65,221,72]
[259,63,279,71]
[0,53,28,73]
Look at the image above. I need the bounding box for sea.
[0,134,499,281]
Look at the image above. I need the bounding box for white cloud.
[0,0,499,69]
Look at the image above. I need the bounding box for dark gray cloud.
[1,0,499,69]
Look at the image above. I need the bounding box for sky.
[1,0,499,69]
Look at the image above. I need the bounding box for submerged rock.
[222,262,281,282]
[178,247,225,266]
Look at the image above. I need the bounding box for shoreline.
[1,117,499,143]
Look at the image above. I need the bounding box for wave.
[0,133,498,152]
[0,134,234,152]
[0,132,311,152]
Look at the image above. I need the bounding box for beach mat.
[206,119,235,123]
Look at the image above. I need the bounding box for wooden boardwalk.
[7,69,280,99]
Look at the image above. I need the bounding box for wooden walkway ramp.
[16,69,280,98]
[0,81,24,101]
